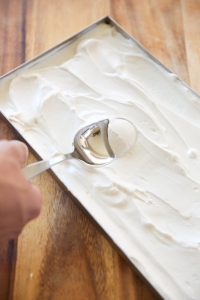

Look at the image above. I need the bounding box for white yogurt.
[108,118,136,157]
[0,23,200,300]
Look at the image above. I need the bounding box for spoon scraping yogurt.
[22,118,136,180]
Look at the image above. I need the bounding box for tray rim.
[1,15,196,300]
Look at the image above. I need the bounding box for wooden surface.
[0,0,200,299]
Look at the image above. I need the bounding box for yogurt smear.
[108,118,136,157]
[0,23,200,300]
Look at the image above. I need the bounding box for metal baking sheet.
[1,15,194,300]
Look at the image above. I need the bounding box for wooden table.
[0,1,200,299]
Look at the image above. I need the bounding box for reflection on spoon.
[22,118,137,180]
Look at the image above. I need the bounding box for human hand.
[0,140,42,243]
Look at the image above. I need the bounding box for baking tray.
[1,15,194,299]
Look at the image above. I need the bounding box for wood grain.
[0,0,200,299]
[0,240,16,300]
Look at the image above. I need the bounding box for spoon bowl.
[22,118,136,180]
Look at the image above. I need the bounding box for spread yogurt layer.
[108,118,137,157]
[1,23,200,299]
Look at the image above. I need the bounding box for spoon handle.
[22,154,72,180]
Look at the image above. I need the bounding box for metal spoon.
[22,118,135,180]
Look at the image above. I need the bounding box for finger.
[0,228,21,241]
[7,141,29,166]
[26,183,42,222]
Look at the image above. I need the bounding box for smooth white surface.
[1,23,200,300]
[108,118,136,157]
